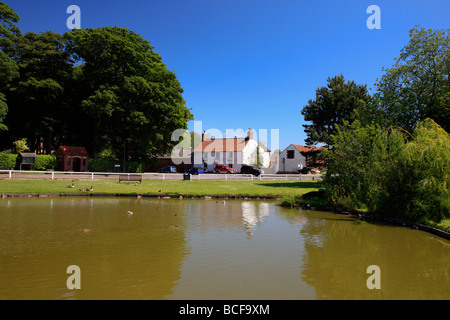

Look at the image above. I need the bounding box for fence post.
[162,173,165,181]
[9,170,12,179]
[52,171,55,180]
[300,174,302,181]
[91,172,94,180]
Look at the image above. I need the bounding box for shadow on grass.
[256,181,322,189]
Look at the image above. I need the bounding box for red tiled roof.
[194,137,271,153]
[56,146,89,156]
[292,144,322,153]
[194,138,247,153]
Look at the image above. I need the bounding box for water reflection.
[241,202,269,236]
[0,197,448,300]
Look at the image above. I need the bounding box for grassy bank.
[280,192,450,234]
[0,179,320,198]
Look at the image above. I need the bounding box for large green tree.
[5,31,73,153]
[0,1,21,132]
[374,27,450,133]
[63,27,193,159]
[301,74,371,147]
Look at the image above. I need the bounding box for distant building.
[192,128,271,173]
[56,146,89,172]
[278,144,322,174]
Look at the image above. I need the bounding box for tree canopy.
[63,27,193,159]
[301,74,371,147]
[0,1,21,132]
[374,27,450,133]
[0,2,192,161]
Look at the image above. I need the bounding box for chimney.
[202,131,205,141]
[247,128,254,140]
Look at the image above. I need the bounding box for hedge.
[34,155,57,171]
[0,153,56,170]
[0,153,18,169]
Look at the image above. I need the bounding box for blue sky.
[4,0,450,150]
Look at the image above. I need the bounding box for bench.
[118,174,143,184]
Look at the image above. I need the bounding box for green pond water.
[0,197,448,300]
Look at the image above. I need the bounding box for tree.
[4,31,73,153]
[0,1,21,132]
[63,27,193,159]
[301,74,371,147]
[375,27,450,133]
[323,118,449,223]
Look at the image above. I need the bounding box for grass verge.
[0,178,320,198]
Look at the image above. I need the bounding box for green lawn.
[0,178,320,198]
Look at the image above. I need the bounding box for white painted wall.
[192,138,271,172]
[278,144,307,173]
[242,140,270,169]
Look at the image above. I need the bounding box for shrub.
[89,158,114,172]
[35,155,57,170]
[324,118,449,223]
[127,161,145,173]
[0,152,18,169]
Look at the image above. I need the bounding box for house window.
[287,150,295,159]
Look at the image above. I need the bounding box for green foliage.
[63,27,193,159]
[34,155,56,170]
[126,161,145,173]
[12,138,29,153]
[375,27,450,132]
[324,119,449,223]
[301,74,371,147]
[1,2,193,163]
[89,158,145,173]
[0,152,17,168]
[0,2,21,132]
[89,158,114,172]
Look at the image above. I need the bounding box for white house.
[278,144,321,173]
[192,128,271,172]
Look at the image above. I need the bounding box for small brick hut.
[56,146,89,172]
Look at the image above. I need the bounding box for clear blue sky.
[4,0,450,150]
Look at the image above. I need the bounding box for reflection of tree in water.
[298,212,450,299]
[241,201,270,236]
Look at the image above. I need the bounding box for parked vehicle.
[185,167,204,175]
[157,166,177,173]
[214,164,237,174]
[240,164,261,176]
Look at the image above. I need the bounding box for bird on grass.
[67,183,75,188]
[78,228,91,233]
[86,186,93,192]
[127,211,133,215]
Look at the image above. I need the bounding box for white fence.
[0,170,322,181]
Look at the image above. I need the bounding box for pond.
[0,197,448,300]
